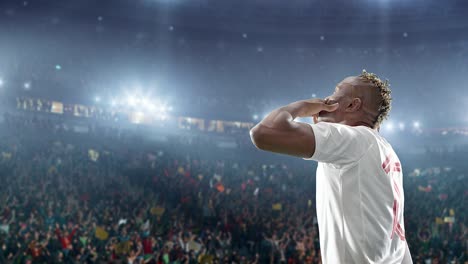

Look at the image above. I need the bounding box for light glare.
[127,96,137,106]
[398,122,405,131]
[385,122,394,131]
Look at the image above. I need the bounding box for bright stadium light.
[0,78,4,87]
[385,121,394,132]
[95,96,101,103]
[111,99,117,106]
[398,122,405,131]
[24,82,31,90]
[141,98,150,108]
[413,121,420,129]
[253,114,259,120]
[147,103,156,111]
[134,111,144,124]
[127,95,137,107]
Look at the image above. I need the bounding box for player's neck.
[344,119,374,129]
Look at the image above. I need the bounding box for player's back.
[304,122,409,264]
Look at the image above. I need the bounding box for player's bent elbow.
[249,126,267,150]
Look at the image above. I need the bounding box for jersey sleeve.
[303,122,372,166]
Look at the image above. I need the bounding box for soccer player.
[249,70,412,264]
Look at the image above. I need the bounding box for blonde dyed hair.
[359,70,392,129]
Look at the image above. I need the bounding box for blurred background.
[0,0,466,263]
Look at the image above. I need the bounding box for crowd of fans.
[0,113,466,264]
[404,166,466,264]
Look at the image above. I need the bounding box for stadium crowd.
[0,113,466,264]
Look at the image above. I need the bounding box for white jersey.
[303,122,412,264]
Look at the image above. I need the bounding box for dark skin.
[249,76,380,158]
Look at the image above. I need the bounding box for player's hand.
[294,98,339,119]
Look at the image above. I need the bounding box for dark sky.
[0,0,467,126]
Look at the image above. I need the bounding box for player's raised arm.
[249,99,338,158]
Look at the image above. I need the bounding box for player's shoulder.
[315,122,372,130]
[314,122,375,136]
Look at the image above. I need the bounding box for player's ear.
[345,97,361,112]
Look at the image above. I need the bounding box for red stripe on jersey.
[384,166,390,174]
[382,155,391,170]
[390,199,398,239]
[393,181,401,197]
[390,195,405,241]
[395,224,406,241]
[384,153,405,241]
